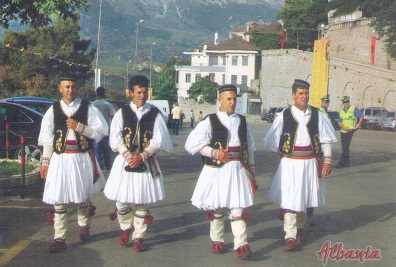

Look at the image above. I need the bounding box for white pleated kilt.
[104,154,165,204]
[269,157,326,212]
[42,152,106,205]
[191,161,254,210]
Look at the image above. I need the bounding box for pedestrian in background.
[197,111,203,122]
[185,84,257,260]
[263,79,337,251]
[190,109,195,128]
[336,96,363,168]
[39,77,108,253]
[180,110,185,128]
[171,103,182,135]
[104,75,173,252]
[92,86,117,171]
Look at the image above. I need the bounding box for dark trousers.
[93,136,112,171]
[338,131,354,167]
[190,118,194,128]
[172,119,180,135]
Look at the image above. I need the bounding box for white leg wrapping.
[296,212,307,230]
[284,212,297,240]
[210,211,225,243]
[117,207,134,231]
[77,202,91,227]
[132,209,149,241]
[230,209,248,250]
[53,204,67,240]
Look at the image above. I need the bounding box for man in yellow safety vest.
[336,96,363,168]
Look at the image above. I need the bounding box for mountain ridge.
[0,1,284,65]
[80,0,284,63]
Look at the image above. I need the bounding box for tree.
[278,0,396,60]
[0,0,90,28]
[153,58,178,105]
[277,0,329,50]
[107,88,128,102]
[251,33,283,50]
[187,76,218,105]
[0,17,95,98]
[329,0,396,60]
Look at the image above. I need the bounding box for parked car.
[381,111,396,132]
[261,107,278,122]
[327,111,341,130]
[2,96,55,114]
[360,107,388,129]
[262,107,286,123]
[0,101,43,162]
[273,107,287,122]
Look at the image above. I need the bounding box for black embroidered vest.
[53,99,93,154]
[202,113,249,167]
[278,106,321,156]
[121,105,159,152]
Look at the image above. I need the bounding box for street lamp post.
[126,60,132,87]
[149,42,156,88]
[134,19,144,71]
[94,0,103,89]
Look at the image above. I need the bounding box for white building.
[175,34,262,114]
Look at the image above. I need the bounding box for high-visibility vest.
[339,105,357,133]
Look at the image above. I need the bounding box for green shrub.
[0,160,37,176]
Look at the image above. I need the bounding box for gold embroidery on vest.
[142,130,151,149]
[313,134,320,154]
[55,130,63,151]
[79,135,88,150]
[282,133,291,153]
[124,127,132,148]
[213,141,223,164]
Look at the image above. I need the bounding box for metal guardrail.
[1,122,31,198]
[1,122,38,157]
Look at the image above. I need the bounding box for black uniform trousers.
[338,130,355,167]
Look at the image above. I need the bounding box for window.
[242,56,249,66]
[209,73,215,82]
[195,74,201,81]
[0,106,30,122]
[231,75,237,85]
[241,75,248,85]
[222,56,226,66]
[232,56,238,66]
[222,74,225,84]
[209,55,218,66]
[185,73,191,83]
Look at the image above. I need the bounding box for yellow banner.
[311,39,330,107]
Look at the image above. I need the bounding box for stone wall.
[260,49,313,112]
[325,18,395,71]
[260,19,396,113]
[328,58,395,110]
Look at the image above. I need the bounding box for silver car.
[360,107,388,129]
[381,111,396,132]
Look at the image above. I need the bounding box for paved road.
[1,117,395,267]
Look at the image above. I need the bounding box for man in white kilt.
[185,84,257,260]
[104,75,173,252]
[263,79,337,251]
[39,77,109,253]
